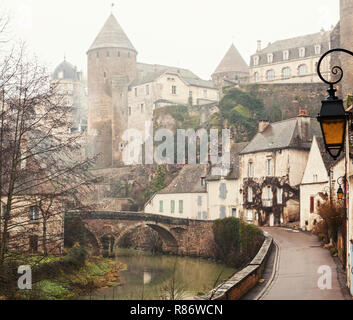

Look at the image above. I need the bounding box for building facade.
[249,31,332,84]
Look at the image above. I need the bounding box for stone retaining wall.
[200,233,273,300]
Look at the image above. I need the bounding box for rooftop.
[213,44,249,75]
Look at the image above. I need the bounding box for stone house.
[300,136,345,231]
[249,30,332,84]
[144,165,208,220]
[238,112,319,226]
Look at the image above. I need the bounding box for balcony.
[262,199,273,207]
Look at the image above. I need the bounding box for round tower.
[340,0,353,99]
[87,14,138,167]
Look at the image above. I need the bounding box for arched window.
[282,67,291,79]
[266,69,275,81]
[298,64,307,76]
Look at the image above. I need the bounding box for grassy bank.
[0,247,127,300]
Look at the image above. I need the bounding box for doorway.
[269,214,275,227]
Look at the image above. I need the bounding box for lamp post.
[317,48,353,275]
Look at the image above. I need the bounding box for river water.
[83,248,236,300]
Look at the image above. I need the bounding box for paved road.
[260,228,348,300]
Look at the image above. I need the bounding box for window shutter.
[310,197,314,213]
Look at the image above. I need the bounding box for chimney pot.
[257,40,262,52]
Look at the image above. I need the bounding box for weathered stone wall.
[201,234,273,300]
[242,83,327,119]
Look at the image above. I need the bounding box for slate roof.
[88,14,136,53]
[158,164,208,194]
[213,44,249,75]
[52,60,78,81]
[250,31,331,67]
[240,117,314,155]
[207,142,249,181]
[132,63,216,89]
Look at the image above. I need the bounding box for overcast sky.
[0,0,340,80]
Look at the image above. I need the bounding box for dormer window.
[201,177,206,187]
[267,53,273,64]
[315,45,321,55]
[253,56,259,66]
[299,47,306,58]
[283,50,289,61]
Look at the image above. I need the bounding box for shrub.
[213,217,264,269]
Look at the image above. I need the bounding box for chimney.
[257,40,262,52]
[258,120,270,133]
[297,108,311,142]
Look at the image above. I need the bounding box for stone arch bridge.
[66,211,216,258]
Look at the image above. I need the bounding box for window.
[96,52,99,58]
[1,204,7,218]
[146,85,150,95]
[266,69,275,81]
[179,200,183,214]
[247,210,253,221]
[315,45,321,55]
[310,196,314,213]
[267,159,272,176]
[232,208,237,218]
[254,72,259,82]
[159,200,163,213]
[141,104,144,113]
[253,56,259,66]
[202,212,207,220]
[134,88,138,97]
[299,47,306,58]
[248,187,253,203]
[58,71,64,79]
[29,235,38,253]
[248,161,254,178]
[117,51,120,57]
[198,212,202,220]
[220,183,227,199]
[171,200,175,214]
[220,206,226,219]
[128,107,132,116]
[106,51,110,57]
[267,53,273,64]
[298,64,307,76]
[313,174,318,182]
[104,72,107,78]
[277,188,283,204]
[198,196,202,206]
[282,67,291,79]
[203,90,208,99]
[283,50,289,61]
[172,86,177,95]
[201,177,206,187]
[29,206,39,221]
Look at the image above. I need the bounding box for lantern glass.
[337,187,344,200]
[321,119,345,147]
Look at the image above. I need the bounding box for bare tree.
[0,41,95,265]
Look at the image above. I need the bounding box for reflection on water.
[81,248,236,300]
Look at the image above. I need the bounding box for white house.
[300,136,345,231]
[144,165,208,220]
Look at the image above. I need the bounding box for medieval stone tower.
[340,0,353,99]
[87,14,138,167]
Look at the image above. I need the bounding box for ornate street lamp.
[317,49,352,160]
[337,176,346,201]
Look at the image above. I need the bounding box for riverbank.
[0,247,127,300]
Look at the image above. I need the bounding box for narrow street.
[249,228,350,300]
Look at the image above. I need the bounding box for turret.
[87,14,138,167]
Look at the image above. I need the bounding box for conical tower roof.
[213,44,248,75]
[88,14,137,53]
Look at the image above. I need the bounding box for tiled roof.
[250,31,331,67]
[213,44,249,75]
[88,14,136,52]
[240,117,315,155]
[159,164,208,194]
